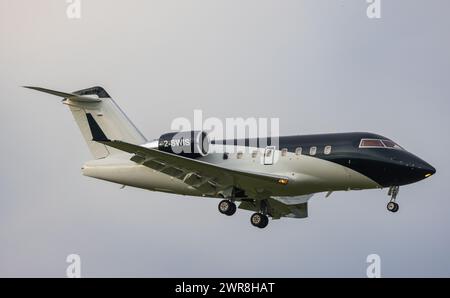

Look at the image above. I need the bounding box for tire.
[392,203,399,213]
[250,213,269,228]
[218,200,236,216]
[387,202,399,213]
[226,201,237,216]
[259,214,269,228]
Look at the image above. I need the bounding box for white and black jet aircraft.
[26,86,436,228]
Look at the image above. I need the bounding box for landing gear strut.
[218,200,236,216]
[387,186,400,213]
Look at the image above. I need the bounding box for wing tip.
[22,86,39,90]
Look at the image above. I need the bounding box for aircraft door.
[264,146,276,165]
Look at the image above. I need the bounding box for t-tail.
[24,86,147,159]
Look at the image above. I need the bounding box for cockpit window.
[359,139,403,150]
[359,139,384,148]
[381,140,403,149]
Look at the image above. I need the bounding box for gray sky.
[1,0,449,277]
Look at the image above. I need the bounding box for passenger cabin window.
[310,146,317,156]
[281,148,288,157]
[295,147,302,155]
[324,145,332,155]
[251,150,258,158]
[237,151,243,159]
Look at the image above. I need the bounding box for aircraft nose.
[413,160,436,178]
[423,163,436,177]
[377,152,435,186]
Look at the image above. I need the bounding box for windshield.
[359,139,403,150]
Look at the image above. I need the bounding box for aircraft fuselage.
[83,132,436,198]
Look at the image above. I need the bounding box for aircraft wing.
[86,113,290,197]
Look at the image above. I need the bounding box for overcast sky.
[1,0,449,277]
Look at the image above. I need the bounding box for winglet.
[86,113,110,142]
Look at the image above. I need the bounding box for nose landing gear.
[387,186,400,213]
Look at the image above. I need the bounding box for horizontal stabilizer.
[23,86,102,103]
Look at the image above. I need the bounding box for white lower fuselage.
[82,144,380,199]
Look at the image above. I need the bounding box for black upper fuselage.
[213,132,436,187]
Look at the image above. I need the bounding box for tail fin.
[24,86,147,159]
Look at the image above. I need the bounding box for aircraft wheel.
[250,213,269,229]
[387,202,399,213]
[218,200,236,216]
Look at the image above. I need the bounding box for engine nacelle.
[158,131,209,158]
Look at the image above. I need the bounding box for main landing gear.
[217,198,270,229]
[218,199,236,216]
[387,186,400,213]
[250,212,269,229]
[250,199,269,229]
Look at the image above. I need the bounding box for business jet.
[25,86,436,228]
